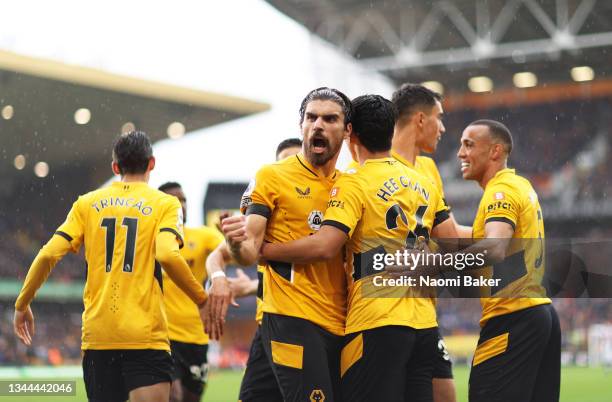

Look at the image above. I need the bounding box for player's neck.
[308,153,340,177]
[356,147,390,164]
[391,127,419,165]
[121,173,149,183]
[479,162,507,189]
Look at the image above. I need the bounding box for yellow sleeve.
[156,231,207,305]
[55,197,86,253]
[15,234,73,311]
[482,183,521,230]
[322,174,363,237]
[240,164,278,218]
[158,196,185,248]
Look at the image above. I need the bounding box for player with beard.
[217,138,303,402]
[207,88,351,402]
[258,94,458,402]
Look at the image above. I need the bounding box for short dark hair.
[351,94,397,153]
[158,181,182,192]
[469,119,513,154]
[299,87,353,128]
[392,83,442,126]
[275,138,302,158]
[112,131,153,175]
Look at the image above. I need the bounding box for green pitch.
[1,366,609,401]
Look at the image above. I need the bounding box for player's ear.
[148,156,156,171]
[111,161,121,176]
[490,143,504,161]
[344,122,352,140]
[415,111,425,128]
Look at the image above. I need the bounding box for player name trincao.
[91,197,153,216]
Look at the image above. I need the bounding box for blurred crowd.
[439,97,612,202]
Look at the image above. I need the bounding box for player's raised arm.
[14,197,85,346]
[261,225,347,263]
[13,234,73,345]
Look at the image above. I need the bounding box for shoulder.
[416,155,437,170]
[151,190,181,212]
[488,171,533,199]
[253,159,287,181]
[416,156,443,182]
[336,164,364,186]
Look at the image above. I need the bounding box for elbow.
[155,248,178,266]
[487,247,506,264]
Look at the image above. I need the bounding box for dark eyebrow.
[306,112,340,119]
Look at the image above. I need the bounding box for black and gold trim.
[160,227,185,249]
[295,154,318,178]
[321,219,350,235]
[55,230,73,242]
[269,260,292,282]
[245,203,272,220]
[433,210,450,228]
[485,216,516,231]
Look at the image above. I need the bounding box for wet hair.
[469,119,513,154]
[158,182,182,192]
[275,138,302,159]
[112,131,153,175]
[299,87,353,128]
[392,83,442,126]
[351,94,397,152]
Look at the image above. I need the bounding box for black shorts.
[341,325,436,402]
[469,303,561,402]
[82,348,173,402]
[432,327,453,379]
[260,312,343,402]
[170,340,209,396]
[239,326,283,402]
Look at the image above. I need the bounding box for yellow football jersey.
[345,159,359,171]
[255,264,264,324]
[323,158,449,334]
[391,151,449,210]
[56,181,185,350]
[241,154,346,336]
[472,168,550,326]
[163,226,223,344]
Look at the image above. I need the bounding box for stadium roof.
[0,50,269,184]
[265,0,612,92]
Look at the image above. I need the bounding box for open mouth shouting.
[310,135,329,154]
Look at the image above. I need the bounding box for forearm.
[229,238,260,266]
[157,233,207,305]
[15,235,70,311]
[434,238,507,273]
[206,243,231,276]
[455,224,473,239]
[264,236,333,264]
